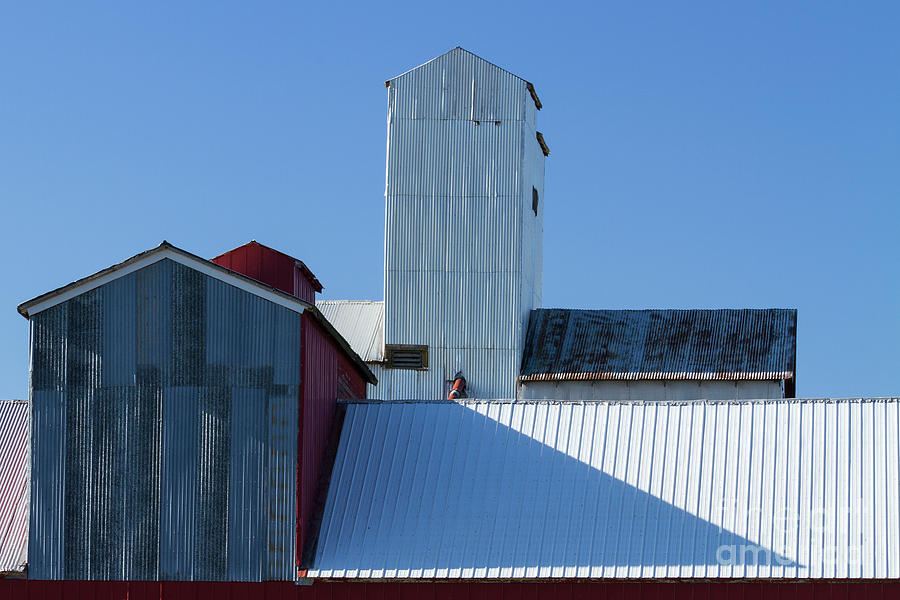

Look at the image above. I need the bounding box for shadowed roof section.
[310,398,900,580]
[520,309,796,383]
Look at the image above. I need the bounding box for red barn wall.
[297,312,367,564]
[213,243,318,304]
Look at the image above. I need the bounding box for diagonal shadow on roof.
[311,402,798,577]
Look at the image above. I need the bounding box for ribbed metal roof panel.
[309,397,900,579]
[316,301,384,363]
[520,309,797,382]
[0,400,28,574]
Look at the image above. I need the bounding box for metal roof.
[316,301,384,363]
[17,242,375,385]
[385,47,542,110]
[520,309,796,383]
[0,400,28,575]
[309,397,900,579]
[211,240,323,293]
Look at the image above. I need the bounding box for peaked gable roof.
[17,242,376,384]
[17,241,314,319]
[212,240,323,293]
[385,46,542,110]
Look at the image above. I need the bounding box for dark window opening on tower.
[384,344,429,370]
[532,187,539,216]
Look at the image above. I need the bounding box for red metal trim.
[3,579,900,599]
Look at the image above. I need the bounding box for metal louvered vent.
[384,344,428,370]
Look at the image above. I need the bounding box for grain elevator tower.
[379,47,548,400]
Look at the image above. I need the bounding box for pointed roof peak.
[385,47,542,110]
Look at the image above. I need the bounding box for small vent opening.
[385,344,428,370]
[532,187,539,216]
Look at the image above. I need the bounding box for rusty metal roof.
[0,400,28,575]
[520,309,796,383]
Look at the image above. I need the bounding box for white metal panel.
[316,301,384,362]
[309,397,900,579]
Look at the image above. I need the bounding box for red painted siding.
[3,579,900,599]
[212,241,322,304]
[297,313,367,564]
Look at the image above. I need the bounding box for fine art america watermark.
[713,499,869,566]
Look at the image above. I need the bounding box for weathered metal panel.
[28,258,302,581]
[520,309,797,383]
[0,400,29,574]
[383,48,546,401]
[315,301,384,363]
[310,398,900,579]
[519,380,785,401]
[27,391,64,579]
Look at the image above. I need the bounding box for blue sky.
[1,2,897,399]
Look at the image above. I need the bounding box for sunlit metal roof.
[521,309,796,383]
[0,400,28,575]
[316,301,384,363]
[310,397,900,579]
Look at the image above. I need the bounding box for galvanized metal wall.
[383,48,545,400]
[312,398,900,580]
[519,380,785,401]
[28,258,302,581]
[0,400,29,574]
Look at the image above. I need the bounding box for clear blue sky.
[1,2,897,399]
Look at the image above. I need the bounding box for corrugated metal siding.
[315,301,384,363]
[520,309,797,382]
[310,398,900,579]
[213,242,320,304]
[4,579,900,599]
[28,258,302,581]
[0,400,28,574]
[384,48,545,400]
[297,313,367,567]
